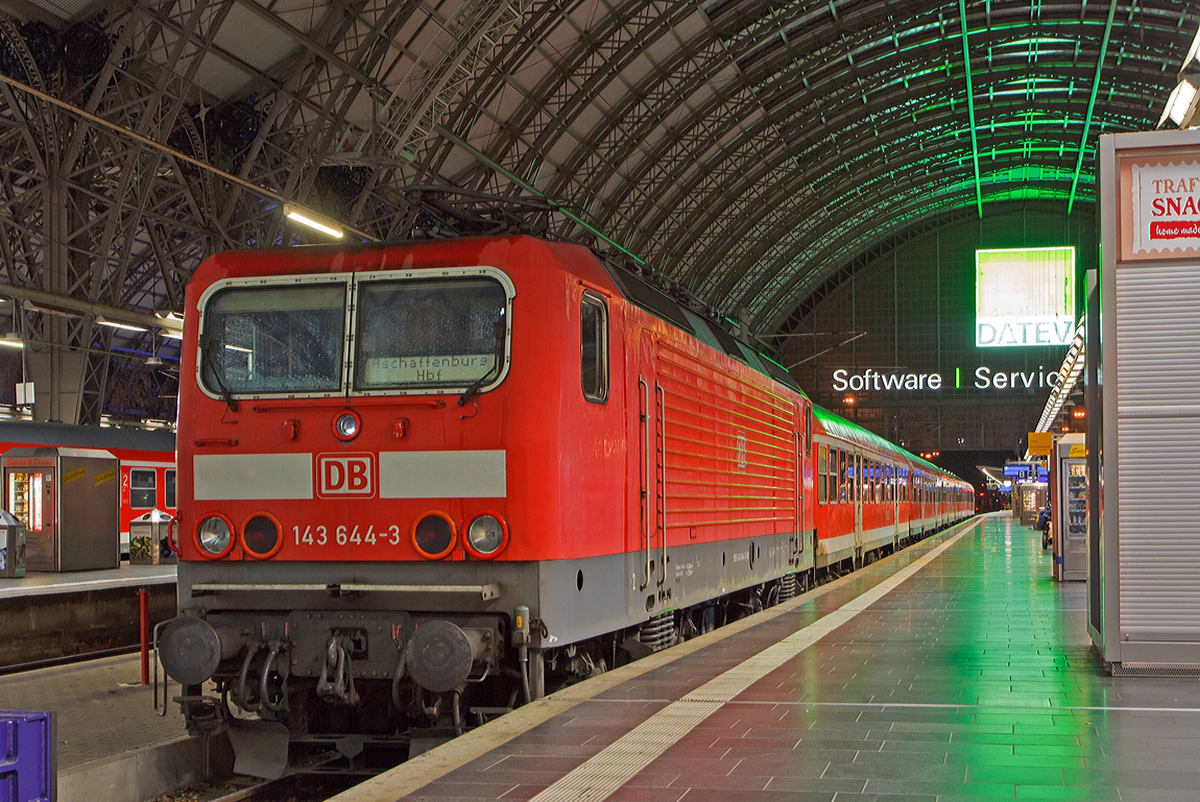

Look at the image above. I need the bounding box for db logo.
[316,453,376,498]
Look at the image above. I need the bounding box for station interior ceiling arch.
[0,0,1190,435]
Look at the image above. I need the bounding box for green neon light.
[1068,0,1118,215]
[959,0,983,218]
[956,367,961,388]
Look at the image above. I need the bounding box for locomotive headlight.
[197,514,234,557]
[333,410,361,441]
[464,513,508,559]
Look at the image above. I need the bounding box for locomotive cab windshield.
[197,268,515,399]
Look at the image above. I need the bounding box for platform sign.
[1028,432,1053,456]
[1003,463,1030,477]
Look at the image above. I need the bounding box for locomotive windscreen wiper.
[457,319,506,407]
[200,333,240,413]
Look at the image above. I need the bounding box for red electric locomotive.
[156,232,973,774]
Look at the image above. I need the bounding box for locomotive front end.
[158,244,549,773]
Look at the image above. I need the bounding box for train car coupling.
[316,635,358,705]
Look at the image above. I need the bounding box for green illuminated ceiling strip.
[434,125,645,265]
[958,0,983,218]
[1067,0,1118,214]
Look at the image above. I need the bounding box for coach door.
[638,332,665,603]
[791,432,802,566]
[790,405,804,567]
[891,464,901,548]
[853,452,864,562]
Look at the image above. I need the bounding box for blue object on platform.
[0,711,55,802]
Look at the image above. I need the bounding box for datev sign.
[975,246,1076,348]
[832,367,1060,392]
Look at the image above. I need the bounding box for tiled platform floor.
[337,514,1200,802]
[0,652,189,769]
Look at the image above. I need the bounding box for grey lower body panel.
[179,532,809,654]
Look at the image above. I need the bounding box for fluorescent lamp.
[96,318,148,333]
[224,344,252,353]
[1161,79,1199,127]
[283,204,344,239]
[1185,27,1200,69]
[161,331,184,340]
[0,334,23,349]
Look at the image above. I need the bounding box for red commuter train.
[156,233,973,772]
[0,421,176,560]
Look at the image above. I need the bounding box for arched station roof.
[0,0,1192,421]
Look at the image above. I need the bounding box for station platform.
[0,563,177,671]
[332,513,1200,802]
[0,562,176,599]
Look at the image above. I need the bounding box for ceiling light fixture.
[283,204,345,239]
[1160,77,1200,128]
[96,318,148,333]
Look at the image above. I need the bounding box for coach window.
[165,470,176,509]
[130,469,156,509]
[818,444,827,504]
[831,449,839,504]
[839,450,848,504]
[581,292,608,403]
[829,450,838,503]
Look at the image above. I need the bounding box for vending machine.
[1052,433,1087,582]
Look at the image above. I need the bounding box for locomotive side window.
[130,469,156,509]
[581,292,608,403]
[200,283,346,396]
[165,470,176,508]
[355,277,508,393]
[818,444,827,504]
